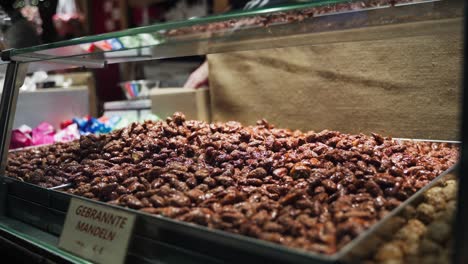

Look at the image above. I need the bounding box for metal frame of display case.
[0,0,465,263]
[454,5,468,264]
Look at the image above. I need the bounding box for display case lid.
[1,0,462,67]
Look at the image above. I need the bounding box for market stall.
[0,0,465,263]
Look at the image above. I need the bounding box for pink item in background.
[10,125,33,149]
[10,122,83,150]
[54,123,80,143]
[17,125,32,134]
[32,122,56,146]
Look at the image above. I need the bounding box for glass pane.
[4,0,459,65]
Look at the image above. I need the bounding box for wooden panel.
[208,19,463,140]
[150,88,211,122]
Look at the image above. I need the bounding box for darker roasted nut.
[83,192,95,199]
[156,207,190,218]
[220,192,246,205]
[172,112,186,125]
[123,195,144,209]
[375,174,396,188]
[371,133,385,145]
[178,208,212,226]
[100,182,118,196]
[186,189,204,202]
[203,177,217,187]
[167,194,191,207]
[186,176,198,188]
[245,178,263,186]
[216,175,235,187]
[266,184,286,196]
[272,167,288,178]
[149,194,166,207]
[193,169,208,181]
[263,222,285,233]
[365,180,383,197]
[280,190,304,205]
[128,181,146,193]
[389,166,403,177]
[220,210,245,226]
[322,179,337,193]
[290,163,311,179]
[248,168,268,179]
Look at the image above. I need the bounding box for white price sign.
[59,198,136,264]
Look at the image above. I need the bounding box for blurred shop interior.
[0,0,240,145]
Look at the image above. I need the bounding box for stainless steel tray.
[1,139,459,263]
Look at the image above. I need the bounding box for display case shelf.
[0,158,458,263]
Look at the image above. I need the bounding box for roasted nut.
[248,167,268,179]
[178,208,212,226]
[167,194,191,207]
[322,179,337,193]
[216,176,235,187]
[426,221,451,243]
[290,163,311,179]
[272,168,288,178]
[442,180,457,201]
[365,180,383,197]
[375,242,404,261]
[419,238,442,254]
[424,188,447,211]
[149,194,166,207]
[123,195,143,209]
[416,203,436,224]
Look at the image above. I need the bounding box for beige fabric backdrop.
[208,20,463,140]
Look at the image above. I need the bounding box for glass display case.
[0,0,465,263]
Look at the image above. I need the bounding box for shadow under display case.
[0,0,466,263]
